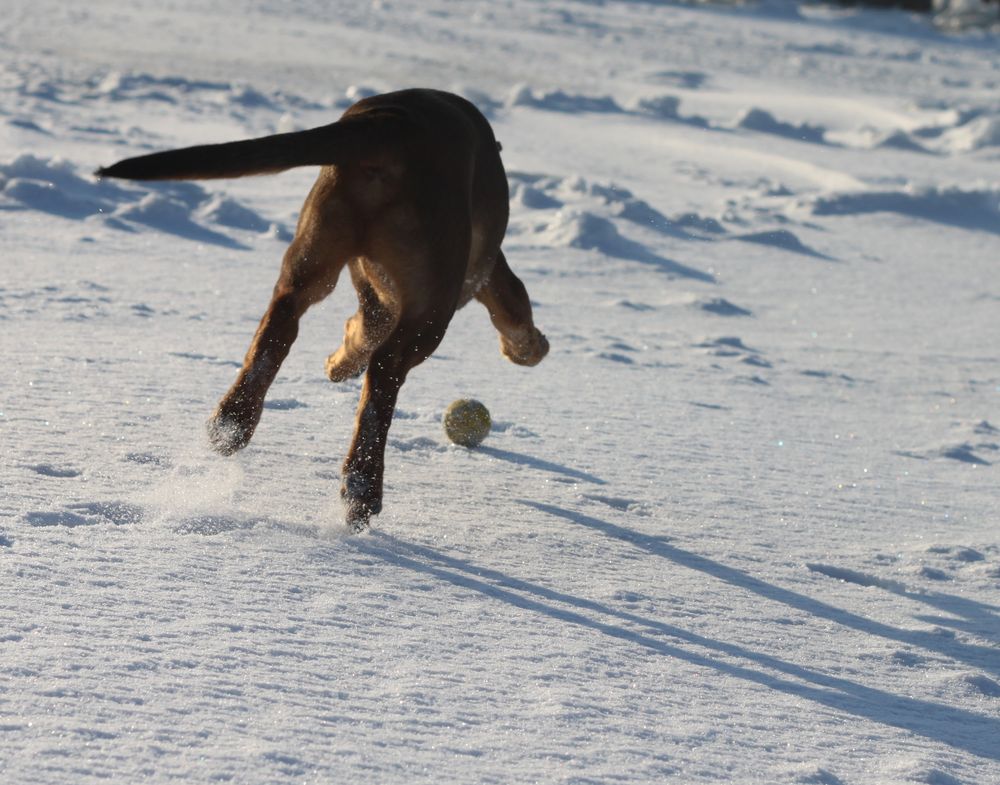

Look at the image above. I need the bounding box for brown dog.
[97,88,549,529]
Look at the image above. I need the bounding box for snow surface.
[2,1,1000,783]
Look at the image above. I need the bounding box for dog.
[97,88,549,530]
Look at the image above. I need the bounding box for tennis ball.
[442,399,491,447]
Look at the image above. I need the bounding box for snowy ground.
[2,1,1000,783]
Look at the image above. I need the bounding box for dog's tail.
[95,114,404,181]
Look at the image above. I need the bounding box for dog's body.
[98,88,548,528]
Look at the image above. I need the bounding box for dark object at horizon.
[830,0,1000,11]
[831,0,933,11]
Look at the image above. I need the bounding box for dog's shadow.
[352,505,1000,762]
[477,445,606,486]
[523,502,1000,677]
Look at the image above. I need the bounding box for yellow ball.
[442,399,491,447]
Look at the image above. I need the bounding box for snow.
[2,1,1000,783]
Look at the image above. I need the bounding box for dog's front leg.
[475,250,549,366]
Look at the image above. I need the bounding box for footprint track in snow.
[582,493,651,516]
[23,501,143,528]
[694,297,752,317]
[25,463,81,478]
[895,420,999,466]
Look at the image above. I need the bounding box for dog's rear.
[99,88,548,529]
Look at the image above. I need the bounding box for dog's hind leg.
[340,308,456,528]
[325,278,395,383]
[475,250,549,366]
[340,288,462,529]
[208,219,352,455]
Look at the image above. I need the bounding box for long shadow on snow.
[616,242,716,283]
[477,445,607,486]
[547,211,715,283]
[911,592,1000,644]
[733,229,834,261]
[524,501,1000,677]
[357,530,1000,762]
[805,562,1000,645]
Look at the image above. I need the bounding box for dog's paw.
[325,350,367,383]
[340,471,382,531]
[345,503,376,533]
[501,328,549,367]
[343,495,380,531]
[206,412,254,456]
